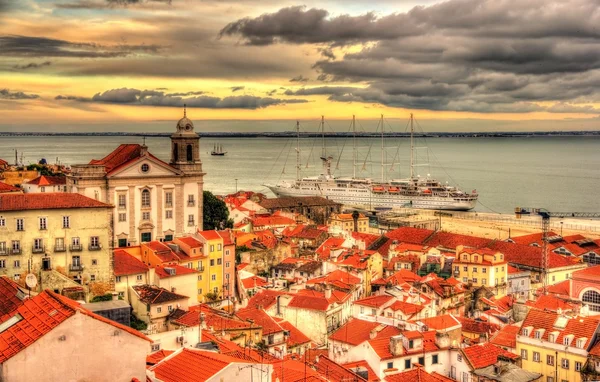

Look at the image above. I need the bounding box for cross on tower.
[184,103,187,117]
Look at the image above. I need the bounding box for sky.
[1,0,600,132]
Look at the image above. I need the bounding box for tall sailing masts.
[380,114,384,182]
[321,115,326,158]
[296,120,301,181]
[410,113,415,179]
[352,115,356,179]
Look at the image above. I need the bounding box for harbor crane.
[514,207,600,292]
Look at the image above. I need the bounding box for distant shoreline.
[1,131,599,138]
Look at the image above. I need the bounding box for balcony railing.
[69,264,83,272]
[70,244,83,251]
[11,248,22,255]
[88,244,102,251]
[197,266,205,272]
[187,200,196,207]
[187,221,195,227]
[0,248,8,256]
[54,245,66,252]
[32,246,45,254]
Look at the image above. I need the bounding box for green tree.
[203,191,233,230]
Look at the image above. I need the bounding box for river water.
[1,135,599,213]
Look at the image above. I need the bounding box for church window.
[141,164,149,173]
[142,189,151,208]
[186,145,193,162]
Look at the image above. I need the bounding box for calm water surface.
[1,135,599,213]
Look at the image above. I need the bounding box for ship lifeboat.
[388,187,400,193]
[423,189,432,194]
[372,186,385,193]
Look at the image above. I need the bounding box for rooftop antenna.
[142,136,147,146]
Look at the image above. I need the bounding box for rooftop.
[520,309,600,349]
[385,365,455,382]
[259,196,342,209]
[132,285,188,305]
[0,182,20,193]
[329,319,400,345]
[462,342,519,369]
[353,294,394,308]
[0,193,111,212]
[26,175,66,186]
[113,250,149,276]
[491,324,520,349]
[236,308,284,335]
[154,264,198,279]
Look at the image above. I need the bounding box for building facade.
[67,107,204,246]
[453,246,508,297]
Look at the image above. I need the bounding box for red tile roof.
[525,294,575,312]
[589,339,600,357]
[246,289,288,310]
[236,308,284,335]
[0,277,26,319]
[520,309,600,349]
[314,356,367,382]
[545,279,571,297]
[274,318,312,347]
[146,350,174,366]
[154,264,198,278]
[288,294,331,312]
[273,359,322,382]
[414,314,462,331]
[0,182,19,193]
[329,319,400,345]
[510,232,557,246]
[353,294,394,308]
[252,215,296,227]
[491,324,520,349]
[0,290,151,363]
[351,232,381,248]
[173,305,255,330]
[175,236,203,248]
[241,275,269,290]
[342,360,380,382]
[385,301,425,316]
[132,285,188,305]
[315,237,346,259]
[305,269,362,288]
[89,144,176,175]
[198,230,222,241]
[369,330,441,360]
[455,316,500,335]
[386,227,435,245]
[462,343,519,369]
[27,175,66,186]
[0,193,111,211]
[114,250,150,276]
[217,230,235,246]
[385,365,455,382]
[573,265,600,279]
[150,348,253,382]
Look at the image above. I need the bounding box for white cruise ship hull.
[266,184,477,211]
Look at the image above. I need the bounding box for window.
[457,354,462,362]
[482,278,487,285]
[547,378,554,382]
[151,343,160,352]
[210,259,215,266]
[533,352,540,362]
[40,186,45,192]
[213,287,218,293]
[0,217,5,227]
[188,215,195,226]
[472,278,477,283]
[90,236,100,249]
[141,189,151,207]
[482,267,486,273]
[548,333,555,342]
[156,307,162,313]
[0,260,5,268]
[534,330,541,339]
[404,359,411,369]
[225,249,230,256]
[576,361,582,371]
[165,192,173,207]
[14,260,20,268]
[118,194,126,209]
[118,238,127,248]
[141,163,149,173]
[39,217,47,230]
[473,267,478,273]
[561,358,569,369]
[16,218,24,231]
[521,349,528,360]
[115,276,121,283]
[142,211,150,220]
[563,336,571,346]
[462,277,467,282]
[12,240,20,252]
[576,338,585,348]
[582,290,600,312]
[211,274,216,281]
[13,274,19,281]
[217,258,222,265]
[432,354,439,364]
[165,234,173,241]
[418,356,424,366]
[547,354,554,365]
[186,145,193,161]
[217,244,222,251]
[188,194,195,206]
[226,262,230,268]
[463,266,468,271]
[168,305,173,312]
[92,259,97,266]
[386,362,393,369]
[118,213,127,222]
[165,210,173,219]
[360,306,364,314]
[90,275,95,281]
[0,242,5,254]
[34,238,43,250]
[137,274,143,281]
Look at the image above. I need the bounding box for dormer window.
[522,329,529,336]
[548,333,556,342]
[534,330,541,339]
[563,336,573,346]
[577,338,586,348]
[141,163,149,173]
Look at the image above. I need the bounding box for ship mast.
[410,113,415,179]
[321,115,326,158]
[352,115,356,179]
[296,120,301,181]
[380,114,384,182]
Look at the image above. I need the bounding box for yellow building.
[453,245,508,296]
[517,309,600,382]
[197,230,225,301]
[329,213,370,233]
[0,193,113,294]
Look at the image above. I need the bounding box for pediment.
[108,156,182,178]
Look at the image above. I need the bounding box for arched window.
[582,290,600,312]
[172,143,178,162]
[186,144,193,162]
[141,189,151,208]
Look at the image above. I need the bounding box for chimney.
[111,292,118,301]
[389,335,404,356]
[140,144,148,156]
[352,211,360,232]
[435,332,450,349]
[325,285,332,299]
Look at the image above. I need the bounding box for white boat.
[265,115,478,211]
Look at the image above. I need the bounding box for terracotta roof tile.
[353,294,394,308]
[146,350,174,366]
[114,250,150,276]
[314,356,367,382]
[414,314,462,331]
[329,318,400,345]
[0,182,20,193]
[386,301,425,316]
[491,324,520,349]
[462,343,519,369]
[0,277,26,319]
[173,305,254,330]
[455,316,500,335]
[246,289,288,310]
[316,237,346,259]
[342,360,381,381]
[0,193,111,211]
[252,215,297,227]
[241,275,269,289]
[369,330,441,360]
[154,264,198,279]
[273,359,322,382]
[27,175,66,186]
[520,309,600,349]
[385,365,455,382]
[525,294,575,312]
[175,236,203,248]
[305,270,361,289]
[259,196,341,210]
[236,308,284,335]
[198,230,222,241]
[132,285,188,305]
[273,318,312,347]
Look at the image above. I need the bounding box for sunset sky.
[1,0,600,132]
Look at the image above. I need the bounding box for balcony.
[197,266,205,272]
[0,248,7,256]
[69,264,83,272]
[11,248,22,255]
[88,244,102,251]
[54,245,66,252]
[187,221,195,227]
[32,246,45,254]
[187,200,196,207]
[70,244,83,251]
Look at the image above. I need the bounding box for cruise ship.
[265,115,478,211]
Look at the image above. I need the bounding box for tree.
[203,191,233,230]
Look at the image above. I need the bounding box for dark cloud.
[55,0,172,9]
[230,86,245,92]
[0,88,40,100]
[317,47,336,60]
[289,75,309,83]
[165,91,205,97]
[13,61,52,70]
[0,35,161,58]
[55,87,308,109]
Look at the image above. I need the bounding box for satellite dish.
[25,273,37,289]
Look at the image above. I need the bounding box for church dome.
[176,104,195,133]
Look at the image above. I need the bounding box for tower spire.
[183,103,187,118]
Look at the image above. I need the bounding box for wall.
[0,311,149,382]
[283,306,328,345]
[155,273,198,306]
[517,336,588,382]
[115,272,149,303]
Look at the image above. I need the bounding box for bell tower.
[170,104,203,174]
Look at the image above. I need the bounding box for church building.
[67,106,204,246]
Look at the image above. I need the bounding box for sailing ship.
[211,144,227,156]
[265,114,478,211]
